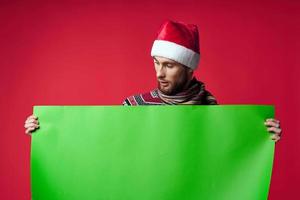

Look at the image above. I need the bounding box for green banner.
[31,105,275,200]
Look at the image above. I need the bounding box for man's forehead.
[153,56,178,64]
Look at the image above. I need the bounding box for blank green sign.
[31,105,275,200]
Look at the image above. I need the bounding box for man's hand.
[24,115,39,135]
[264,118,282,142]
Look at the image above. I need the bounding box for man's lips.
[159,80,169,86]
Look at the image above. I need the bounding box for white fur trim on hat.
[151,40,200,70]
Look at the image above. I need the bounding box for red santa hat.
[151,20,200,70]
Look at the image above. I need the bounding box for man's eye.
[166,64,173,68]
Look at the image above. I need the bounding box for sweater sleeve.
[204,90,218,105]
[122,98,132,106]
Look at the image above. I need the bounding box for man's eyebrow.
[153,57,176,64]
[165,60,176,64]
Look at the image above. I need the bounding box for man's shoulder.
[122,90,163,106]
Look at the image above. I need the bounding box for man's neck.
[181,76,196,92]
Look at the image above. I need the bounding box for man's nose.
[156,65,166,78]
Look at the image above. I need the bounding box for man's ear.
[188,68,194,76]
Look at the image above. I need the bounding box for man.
[24,20,282,141]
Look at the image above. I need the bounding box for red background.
[0,0,299,199]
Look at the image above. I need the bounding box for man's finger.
[24,122,39,129]
[264,121,280,128]
[25,129,32,134]
[25,118,38,124]
[24,122,35,129]
[266,118,280,124]
[268,127,282,134]
[270,134,281,142]
[25,127,35,134]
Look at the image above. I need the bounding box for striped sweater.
[122,89,217,106]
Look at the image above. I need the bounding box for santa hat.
[151,20,200,70]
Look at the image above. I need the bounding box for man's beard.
[157,72,189,96]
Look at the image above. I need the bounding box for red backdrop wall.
[0,0,299,199]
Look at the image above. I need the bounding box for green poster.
[31,105,275,200]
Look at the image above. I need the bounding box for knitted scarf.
[157,78,217,105]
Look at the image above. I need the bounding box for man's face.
[153,56,193,95]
